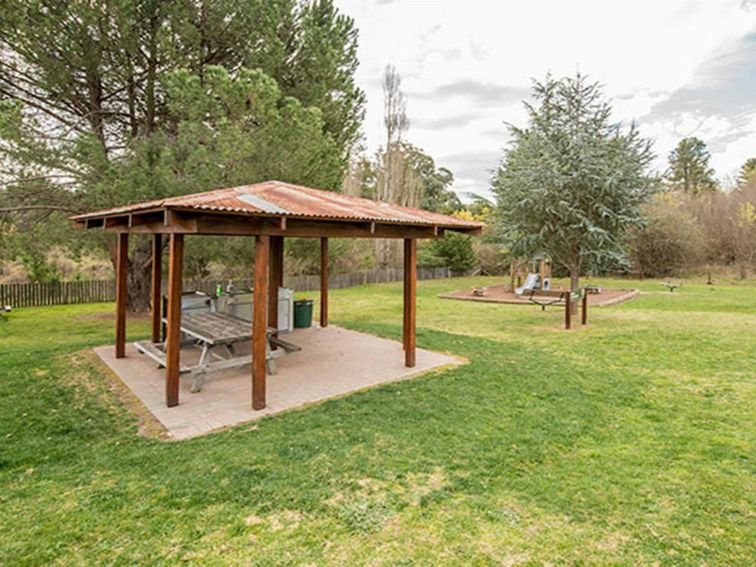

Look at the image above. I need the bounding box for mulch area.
[438,284,639,307]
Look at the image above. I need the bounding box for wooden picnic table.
[180,312,254,346]
[135,311,300,392]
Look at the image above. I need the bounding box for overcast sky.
[335,0,756,198]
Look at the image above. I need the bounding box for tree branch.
[0,205,80,214]
[0,175,77,188]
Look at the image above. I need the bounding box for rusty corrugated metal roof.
[71,180,484,229]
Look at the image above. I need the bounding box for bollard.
[581,290,588,325]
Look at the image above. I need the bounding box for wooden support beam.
[252,235,269,410]
[150,234,163,343]
[104,221,191,234]
[268,236,284,336]
[105,216,129,230]
[320,237,329,328]
[564,291,572,330]
[165,233,184,407]
[147,212,450,239]
[131,211,165,228]
[115,233,128,358]
[581,290,588,325]
[403,238,417,367]
[85,209,483,238]
[164,209,198,231]
[193,215,443,239]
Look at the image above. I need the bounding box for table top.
[179,312,252,345]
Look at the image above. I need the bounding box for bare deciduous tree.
[376,65,411,266]
[380,64,410,201]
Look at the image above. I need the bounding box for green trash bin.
[293,299,313,328]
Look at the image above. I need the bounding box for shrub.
[473,242,507,275]
[627,195,702,277]
[427,232,477,273]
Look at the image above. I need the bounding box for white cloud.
[336,0,756,195]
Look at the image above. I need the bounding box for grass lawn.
[0,276,754,564]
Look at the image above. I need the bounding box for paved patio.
[94,326,462,439]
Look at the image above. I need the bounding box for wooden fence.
[0,280,117,308]
[1,267,458,309]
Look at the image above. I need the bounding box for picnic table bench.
[135,311,301,392]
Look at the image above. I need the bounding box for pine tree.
[0,0,364,307]
[666,137,718,194]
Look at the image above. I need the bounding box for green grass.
[0,276,754,565]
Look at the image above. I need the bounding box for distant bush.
[627,195,702,278]
[473,242,507,275]
[673,180,756,279]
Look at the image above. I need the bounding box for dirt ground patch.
[438,284,639,307]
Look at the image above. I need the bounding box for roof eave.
[72,204,485,232]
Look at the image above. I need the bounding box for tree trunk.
[108,236,154,312]
[569,267,580,314]
[569,269,580,291]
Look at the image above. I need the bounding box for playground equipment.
[510,254,552,295]
[526,288,588,330]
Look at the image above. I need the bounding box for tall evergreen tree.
[492,74,657,291]
[0,0,364,307]
[666,137,718,194]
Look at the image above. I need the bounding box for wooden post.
[320,237,328,328]
[115,233,128,358]
[150,234,162,343]
[252,235,269,410]
[564,291,571,330]
[403,264,408,350]
[403,238,416,367]
[581,289,588,325]
[165,233,184,408]
[161,295,167,343]
[268,236,284,335]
